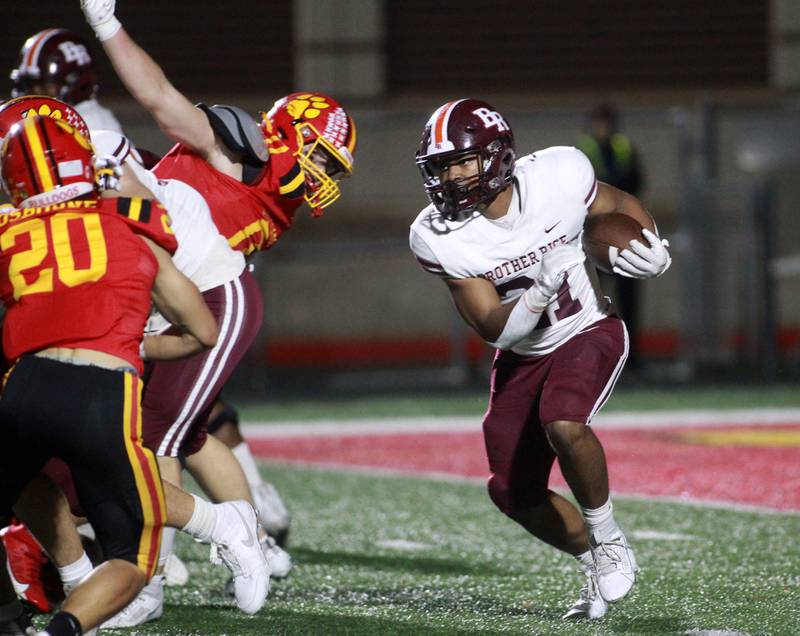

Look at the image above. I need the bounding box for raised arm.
[80,0,219,161]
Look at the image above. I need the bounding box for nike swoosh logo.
[545,222,561,233]
[7,562,29,595]
[232,505,257,548]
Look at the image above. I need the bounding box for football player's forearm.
[148,243,219,349]
[448,275,551,347]
[142,333,207,361]
[448,277,515,342]
[590,183,655,233]
[488,286,550,350]
[474,304,517,343]
[152,285,218,351]
[617,192,656,233]
[100,28,170,113]
[101,29,212,152]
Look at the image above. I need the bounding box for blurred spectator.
[576,103,645,368]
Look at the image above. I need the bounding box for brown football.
[582,213,645,274]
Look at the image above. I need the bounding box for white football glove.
[523,244,586,310]
[492,244,585,349]
[80,0,122,41]
[612,228,672,279]
[94,154,124,193]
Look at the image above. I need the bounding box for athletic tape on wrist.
[94,16,122,41]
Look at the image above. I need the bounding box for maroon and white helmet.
[416,99,515,219]
[10,29,98,105]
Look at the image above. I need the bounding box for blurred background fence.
[3,0,799,397]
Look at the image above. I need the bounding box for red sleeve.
[109,198,178,254]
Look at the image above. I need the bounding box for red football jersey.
[154,141,304,255]
[0,197,178,374]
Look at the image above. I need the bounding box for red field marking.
[248,424,800,511]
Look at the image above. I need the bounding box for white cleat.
[591,531,638,602]
[252,482,290,544]
[210,501,270,614]
[221,533,291,599]
[100,575,164,628]
[260,533,292,579]
[562,567,608,620]
[163,552,189,587]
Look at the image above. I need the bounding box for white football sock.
[146,573,165,588]
[58,552,94,595]
[181,494,217,543]
[232,442,263,488]
[582,498,620,543]
[575,550,594,572]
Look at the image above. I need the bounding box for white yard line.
[630,530,699,541]
[241,407,800,438]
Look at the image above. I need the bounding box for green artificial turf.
[87,463,798,636]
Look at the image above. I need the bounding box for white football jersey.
[75,98,124,133]
[410,146,612,356]
[133,167,246,291]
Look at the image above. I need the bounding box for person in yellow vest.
[577,103,645,368]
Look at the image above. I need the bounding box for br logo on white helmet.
[472,107,510,132]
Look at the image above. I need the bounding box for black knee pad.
[207,403,240,435]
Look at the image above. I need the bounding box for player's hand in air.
[94,155,123,193]
[525,244,586,309]
[81,0,122,41]
[613,229,672,279]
